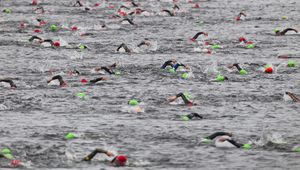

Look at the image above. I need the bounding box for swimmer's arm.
[226,139,243,148]
[83,149,114,161]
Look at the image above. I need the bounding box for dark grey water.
[0,0,300,169]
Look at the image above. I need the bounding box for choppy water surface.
[0,0,300,169]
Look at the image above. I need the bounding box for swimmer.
[275,28,298,36]
[73,0,83,7]
[205,132,243,148]
[29,36,55,47]
[0,151,22,167]
[83,148,127,166]
[168,93,196,106]
[47,75,67,87]
[0,79,17,89]
[161,59,177,69]
[137,40,151,47]
[117,43,131,53]
[190,32,208,42]
[285,92,300,102]
[183,112,203,120]
[93,63,117,74]
[120,18,135,25]
[236,12,246,21]
[161,9,174,16]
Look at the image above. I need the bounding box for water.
[0,0,300,169]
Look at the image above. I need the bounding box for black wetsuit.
[176,93,193,105]
[173,63,186,71]
[83,148,108,161]
[0,79,17,88]
[89,77,105,84]
[161,60,175,69]
[186,113,203,119]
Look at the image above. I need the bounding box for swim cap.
[129,99,139,106]
[65,133,76,140]
[169,68,176,73]
[31,0,38,5]
[4,154,14,160]
[80,79,88,83]
[212,44,221,49]
[246,44,255,49]
[182,73,189,79]
[242,143,252,150]
[71,26,78,31]
[239,37,246,42]
[201,138,212,144]
[2,148,11,154]
[10,160,21,167]
[274,28,280,33]
[79,44,85,50]
[181,115,190,121]
[295,147,300,152]
[287,60,296,67]
[34,29,41,33]
[53,41,60,47]
[116,155,127,165]
[76,92,86,99]
[239,69,248,75]
[281,16,288,20]
[50,25,57,32]
[265,67,273,73]
[115,71,121,75]
[216,75,225,82]
[3,9,12,13]
[183,92,191,100]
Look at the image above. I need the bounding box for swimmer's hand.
[105,151,114,157]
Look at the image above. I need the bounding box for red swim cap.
[31,0,38,5]
[194,3,200,8]
[34,29,41,33]
[116,155,127,165]
[10,160,21,167]
[239,37,246,42]
[53,41,60,47]
[80,79,88,83]
[71,26,78,31]
[94,3,100,7]
[265,67,273,73]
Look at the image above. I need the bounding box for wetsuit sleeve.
[226,139,242,148]
[83,148,108,161]
[0,153,4,158]
[176,93,190,105]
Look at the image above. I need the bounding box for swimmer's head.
[274,28,280,33]
[112,155,127,166]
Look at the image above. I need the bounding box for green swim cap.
[216,75,225,82]
[79,44,85,50]
[239,69,248,75]
[115,71,121,75]
[65,133,76,140]
[212,44,221,49]
[246,44,255,49]
[4,154,14,160]
[281,16,288,20]
[287,60,296,67]
[243,143,252,150]
[76,92,86,99]
[295,147,300,152]
[181,115,190,121]
[182,73,189,79]
[201,138,212,144]
[3,8,12,13]
[50,25,57,32]
[274,28,280,33]
[129,99,139,106]
[169,68,176,73]
[1,148,11,154]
